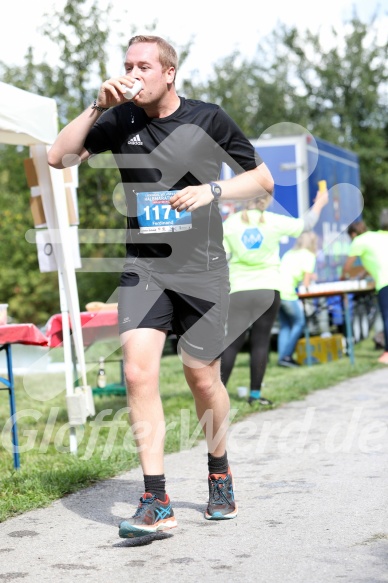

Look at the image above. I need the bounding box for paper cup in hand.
[121,80,142,100]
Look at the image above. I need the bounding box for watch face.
[211,182,222,200]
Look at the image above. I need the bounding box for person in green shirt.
[277,232,318,367]
[342,210,388,365]
[221,188,328,405]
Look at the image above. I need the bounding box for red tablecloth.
[45,310,119,347]
[0,323,51,471]
[0,323,49,346]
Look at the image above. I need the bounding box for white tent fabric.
[0,82,93,451]
[0,81,58,146]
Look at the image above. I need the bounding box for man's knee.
[185,367,224,400]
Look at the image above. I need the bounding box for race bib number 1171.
[137,190,192,233]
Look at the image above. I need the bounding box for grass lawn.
[0,335,383,522]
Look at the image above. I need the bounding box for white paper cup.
[237,386,248,398]
[121,79,142,100]
[0,303,8,325]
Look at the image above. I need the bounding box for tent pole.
[58,271,78,454]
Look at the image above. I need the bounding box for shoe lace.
[133,494,156,518]
[209,475,232,505]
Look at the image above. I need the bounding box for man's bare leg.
[183,355,230,456]
[183,351,237,520]
[120,327,167,474]
[119,327,178,538]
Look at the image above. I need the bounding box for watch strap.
[209,181,222,201]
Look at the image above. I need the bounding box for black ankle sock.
[144,474,166,500]
[208,451,228,475]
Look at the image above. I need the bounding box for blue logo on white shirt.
[241,228,263,249]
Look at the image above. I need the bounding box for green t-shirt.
[223,210,304,293]
[348,230,388,291]
[279,248,316,301]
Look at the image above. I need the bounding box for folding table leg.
[4,344,20,469]
[343,294,355,365]
[302,300,313,366]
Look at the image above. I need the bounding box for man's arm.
[170,163,275,212]
[217,163,275,200]
[341,256,358,280]
[47,106,102,169]
[48,75,140,169]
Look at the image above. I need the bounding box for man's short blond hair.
[128,35,178,80]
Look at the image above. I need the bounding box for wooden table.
[298,281,376,366]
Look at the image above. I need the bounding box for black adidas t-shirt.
[84,97,262,273]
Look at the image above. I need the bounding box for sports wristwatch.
[209,182,222,202]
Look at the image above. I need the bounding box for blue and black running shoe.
[119,493,177,538]
[205,467,238,520]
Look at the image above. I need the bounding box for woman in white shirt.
[277,232,318,367]
[221,190,328,405]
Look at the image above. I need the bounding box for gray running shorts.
[118,265,230,361]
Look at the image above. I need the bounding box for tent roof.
[0,81,58,146]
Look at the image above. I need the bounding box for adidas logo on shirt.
[127,134,143,145]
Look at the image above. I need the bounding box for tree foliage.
[0,0,124,323]
[183,16,388,226]
[0,144,59,322]
[0,5,387,324]
[280,18,388,224]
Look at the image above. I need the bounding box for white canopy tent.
[0,81,94,452]
[0,81,58,146]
